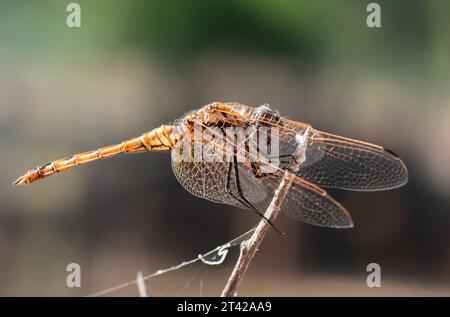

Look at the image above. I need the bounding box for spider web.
[86,228,256,297]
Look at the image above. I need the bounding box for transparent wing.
[261,116,409,191]
[237,162,353,228]
[297,130,408,191]
[225,102,408,191]
[171,138,353,228]
[170,138,268,210]
[169,102,408,229]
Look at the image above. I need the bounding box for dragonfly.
[13,102,408,229]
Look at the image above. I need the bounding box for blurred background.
[0,0,449,296]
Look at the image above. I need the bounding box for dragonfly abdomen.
[13,125,178,186]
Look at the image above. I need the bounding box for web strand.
[86,228,255,297]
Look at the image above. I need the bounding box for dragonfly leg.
[225,161,254,210]
[278,154,296,160]
[270,154,300,174]
[277,154,300,164]
[249,154,292,179]
[249,162,271,179]
[232,158,284,236]
[225,134,284,235]
[233,159,256,209]
[223,129,259,210]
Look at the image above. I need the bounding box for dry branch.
[221,170,295,296]
[221,128,310,297]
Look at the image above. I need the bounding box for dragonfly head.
[253,104,282,127]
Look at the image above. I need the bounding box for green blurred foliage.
[0,0,448,69]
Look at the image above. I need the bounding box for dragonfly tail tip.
[12,175,28,186]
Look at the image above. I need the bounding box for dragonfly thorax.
[182,102,252,129]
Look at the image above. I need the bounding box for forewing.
[298,130,408,190]
[268,118,408,191]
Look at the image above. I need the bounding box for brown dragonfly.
[14,102,408,228]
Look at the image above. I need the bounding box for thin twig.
[221,127,311,297]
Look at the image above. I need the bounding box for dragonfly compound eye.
[254,104,281,127]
